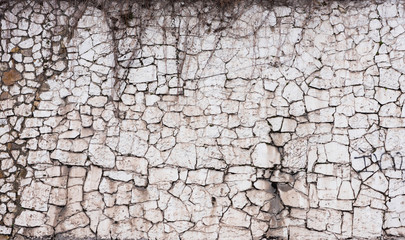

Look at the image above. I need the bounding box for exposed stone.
[105,206,129,222]
[218,226,251,239]
[149,168,178,184]
[375,87,401,104]
[386,128,405,154]
[141,107,163,124]
[306,209,325,230]
[166,143,196,169]
[27,150,51,164]
[144,146,164,166]
[388,179,405,197]
[118,132,148,157]
[104,171,133,182]
[246,189,275,206]
[20,181,51,211]
[364,171,388,193]
[14,103,32,116]
[278,184,309,209]
[15,210,46,227]
[164,197,191,221]
[355,97,380,113]
[221,208,251,227]
[268,117,283,131]
[379,68,400,89]
[87,96,108,107]
[3,2,405,239]
[353,207,383,238]
[186,169,208,185]
[0,226,12,235]
[28,22,42,36]
[19,38,34,48]
[289,226,335,239]
[55,212,90,233]
[338,181,355,200]
[99,177,119,194]
[162,112,181,128]
[282,138,308,169]
[84,166,103,192]
[116,157,148,175]
[49,188,67,206]
[305,96,329,111]
[377,3,398,18]
[251,143,280,168]
[52,60,67,72]
[325,142,350,163]
[387,195,405,212]
[128,65,157,83]
[176,126,197,143]
[282,82,303,102]
[281,118,297,132]
[51,150,87,165]
[89,144,115,168]
[59,130,80,139]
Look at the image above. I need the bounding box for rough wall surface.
[1,0,405,239]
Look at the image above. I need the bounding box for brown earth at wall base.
[2,68,21,86]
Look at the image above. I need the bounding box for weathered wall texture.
[1,0,405,239]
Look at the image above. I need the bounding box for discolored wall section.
[1,0,405,239]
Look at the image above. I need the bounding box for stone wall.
[1,0,405,239]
